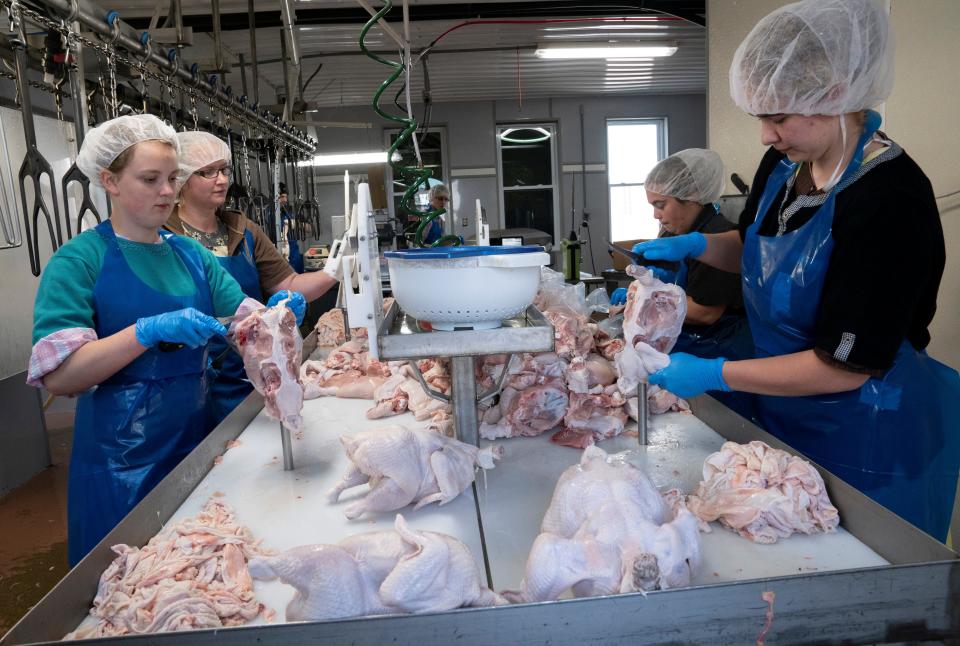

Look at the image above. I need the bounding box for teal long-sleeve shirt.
[33,229,247,344]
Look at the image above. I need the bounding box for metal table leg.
[450,355,479,447]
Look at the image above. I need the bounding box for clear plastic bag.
[586,287,611,314]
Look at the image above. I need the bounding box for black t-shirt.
[682,206,743,312]
[738,145,945,374]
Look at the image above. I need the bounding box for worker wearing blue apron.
[169,132,338,427]
[28,115,266,564]
[635,0,960,540]
[68,222,218,564]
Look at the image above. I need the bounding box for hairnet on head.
[76,114,179,188]
[177,131,232,179]
[645,149,724,205]
[729,0,894,116]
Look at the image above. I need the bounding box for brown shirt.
[165,208,294,297]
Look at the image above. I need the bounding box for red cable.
[429,16,683,48]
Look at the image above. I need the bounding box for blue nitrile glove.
[135,308,227,349]
[267,290,306,325]
[647,265,677,283]
[610,288,627,306]
[633,232,707,262]
[648,352,730,399]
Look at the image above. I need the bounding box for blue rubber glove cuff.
[648,353,730,399]
[610,288,627,306]
[632,232,707,262]
[267,290,306,325]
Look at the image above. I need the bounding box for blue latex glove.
[610,288,627,306]
[632,232,707,262]
[649,352,731,399]
[267,290,306,325]
[647,265,677,283]
[135,308,227,349]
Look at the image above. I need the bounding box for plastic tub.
[384,245,550,330]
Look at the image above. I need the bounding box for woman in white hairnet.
[635,0,959,539]
[166,131,337,427]
[27,115,270,564]
[611,149,752,361]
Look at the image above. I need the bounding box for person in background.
[28,115,278,564]
[636,0,960,540]
[611,149,752,360]
[166,131,336,427]
[407,180,448,245]
[278,185,305,273]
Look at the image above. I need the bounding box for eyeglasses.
[194,166,233,180]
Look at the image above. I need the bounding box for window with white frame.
[607,118,667,242]
[497,123,560,243]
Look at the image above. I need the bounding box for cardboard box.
[366,164,389,210]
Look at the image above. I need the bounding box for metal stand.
[377,302,554,446]
[637,382,649,445]
[280,422,294,471]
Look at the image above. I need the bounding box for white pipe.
[344,170,350,220]
[279,0,300,66]
[354,0,406,50]
[402,0,422,167]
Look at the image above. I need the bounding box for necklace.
[181,217,229,256]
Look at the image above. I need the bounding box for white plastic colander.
[384,245,550,330]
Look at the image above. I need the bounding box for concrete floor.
[0,405,72,636]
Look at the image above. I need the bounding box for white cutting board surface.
[165,396,485,625]
[476,412,889,594]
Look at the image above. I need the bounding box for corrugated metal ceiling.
[94,1,706,108]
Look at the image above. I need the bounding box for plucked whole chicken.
[248,514,506,621]
[231,300,304,431]
[504,446,700,603]
[327,426,502,519]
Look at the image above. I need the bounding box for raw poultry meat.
[621,264,686,354]
[300,338,393,400]
[248,514,505,621]
[327,425,502,519]
[503,446,700,603]
[479,354,569,440]
[565,354,617,394]
[366,360,451,421]
[543,307,596,360]
[626,386,690,417]
[687,441,840,543]
[65,499,272,639]
[313,307,347,348]
[232,301,303,431]
[551,386,629,449]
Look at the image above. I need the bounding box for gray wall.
[306,93,707,272]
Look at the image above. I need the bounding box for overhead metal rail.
[0,0,315,155]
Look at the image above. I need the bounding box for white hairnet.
[177,131,232,178]
[729,0,894,116]
[645,149,724,205]
[77,114,179,188]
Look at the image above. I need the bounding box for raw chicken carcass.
[621,264,686,354]
[504,446,700,603]
[479,382,568,440]
[248,514,505,621]
[565,354,617,394]
[300,338,393,400]
[232,301,303,431]
[543,307,596,360]
[687,441,840,543]
[327,425,502,519]
[365,361,452,421]
[313,307,347,348]
[66,499,271,639]
[551,386,629,449]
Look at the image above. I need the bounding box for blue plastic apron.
[207,227,263,427]
[741,110,960,540]
[68,221,215,564]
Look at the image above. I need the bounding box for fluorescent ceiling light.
[535,41,677,59]
[302,152,387,166]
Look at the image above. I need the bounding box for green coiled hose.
[359,0,460,248]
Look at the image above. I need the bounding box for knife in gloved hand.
[606,240,677,271]
[157,314,244,353]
